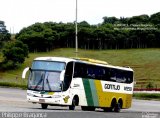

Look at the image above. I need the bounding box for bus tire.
[41,104,48,109]
[114,103,121,112]
[69,104,75,110]
[69,95,79,110]
[110,98,117,112]
[118,99,123,109]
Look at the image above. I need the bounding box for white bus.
[22,57,134,112]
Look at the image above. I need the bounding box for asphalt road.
[0,87,160,118]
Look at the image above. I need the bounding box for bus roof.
[73,57,133,72]
[34,57,133,72]
[34,57,75,63]
[72,57,108,65]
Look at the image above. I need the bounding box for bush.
[1,40,28,70]
[146,82,154,89]
[0,60,20,70]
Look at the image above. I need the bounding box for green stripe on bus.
[82,79,94,106]
[89,79,99,106]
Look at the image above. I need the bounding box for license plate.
[39,99,45,103]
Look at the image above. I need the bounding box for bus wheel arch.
[69,95,79,110]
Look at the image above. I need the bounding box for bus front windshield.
[28,61,65,92]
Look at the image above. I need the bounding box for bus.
[22,57,134,112]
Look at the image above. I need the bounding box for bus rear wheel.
[114,103,121,112]
[41,104,48,109]
[110,99,121,112]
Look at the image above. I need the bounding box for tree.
[102,17,118,24]
[0,21,11,50]
[2,40,28,69]
[150,12,160,25]
[128,14,149,24]
[15,12,160,51]
[93,28,105,49]
[79,21,90,27]
[16,22,59,52]
[0,33,11,51]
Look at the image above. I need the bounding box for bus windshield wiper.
[34,73,44,90]
[46,74,51,91]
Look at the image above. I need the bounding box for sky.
[0,0,160,33]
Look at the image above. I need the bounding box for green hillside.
[0,48,160,89]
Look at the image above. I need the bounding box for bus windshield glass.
[32,60,65,71]
[28,61,66,92]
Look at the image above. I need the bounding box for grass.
[0,82,27,89]
[133,93,160,100]
[0,48,160,89]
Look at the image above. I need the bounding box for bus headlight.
[27,93,35,97]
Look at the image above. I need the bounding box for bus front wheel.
[69,96,79,110]
[41,104,48,109]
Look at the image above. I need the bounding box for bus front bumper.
[27,95,67,105]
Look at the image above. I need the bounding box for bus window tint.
[73,62,133,84]
[115,70,127,83]
[87,65,95,79]
[94,67,104,80]
[74,62,87,78]
[126,71,133,83]
[63,62,73,91]
[110,69,117,82]
[109,69,133,83]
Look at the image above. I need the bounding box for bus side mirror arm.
[60,70,65,91]
[22,67,30,79]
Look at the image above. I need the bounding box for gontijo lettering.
[104,84,120,90]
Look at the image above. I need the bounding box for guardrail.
[134,79,160,91]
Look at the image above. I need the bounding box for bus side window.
[87,65,95,79]
[74,62,87,78]
[126,71,133,83]
[73,62,79,78]
[101,68,106,80]
[102,68,109,81]
[116,70,125,83]
[81,64,87,78]
[110,69,117,82]
[94,67,104,80]
[63,62,73,91]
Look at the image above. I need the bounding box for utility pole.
[75,0,78,57]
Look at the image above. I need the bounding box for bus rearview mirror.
[60,70,65,81]
[22,67,30,79]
